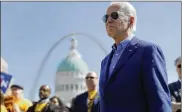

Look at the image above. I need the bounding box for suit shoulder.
[137,39,162,51]
[101,52,112,65]
[27,105,34,112]
[135,40,164,58]
[75,91,88,99]
[136,38,166,62]
[169,81,176,86]
[102,53,110,61]
[169,81,180,88]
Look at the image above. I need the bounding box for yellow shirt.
[0,105,8,112]
[14,98,32,112]
[35,103,47,112]
[87,90,97,112]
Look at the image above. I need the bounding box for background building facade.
[55,38,89,105]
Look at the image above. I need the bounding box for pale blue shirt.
[109,35,134,76]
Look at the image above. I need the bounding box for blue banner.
[0,72,13,94]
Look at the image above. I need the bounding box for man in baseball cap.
[10,84,32,112]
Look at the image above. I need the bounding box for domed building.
[55,38,89,105]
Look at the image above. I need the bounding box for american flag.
[0,72,12,94]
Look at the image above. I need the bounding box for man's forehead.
[40,85,50,90]
[177,60,181,65]
[106,4,120,14]
[86,72,97,77]
[11,87,20,90]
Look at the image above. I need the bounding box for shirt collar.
[39,98,49,103]
[88,90,97,100]
[112,34,134,51]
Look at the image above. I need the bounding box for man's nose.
[107,16,114,23]
[40,90,44,94]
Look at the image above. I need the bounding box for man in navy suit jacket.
[71,72,100,112]
[168,57,181,112]
[99,2,172,112]
[169,57,181,103]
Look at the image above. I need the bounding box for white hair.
[110,2,137,34]
[175,56,181,66]
[86,71,97,77]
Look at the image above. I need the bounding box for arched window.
[66,84,69,91]
[61,84,64,91]
[75,84,78,91]
[56,84,64,91]
[70,84,73,91]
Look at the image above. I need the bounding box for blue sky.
[1,2,181,100]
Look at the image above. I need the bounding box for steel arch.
[30,32,108,100]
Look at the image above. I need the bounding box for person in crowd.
[169,56,181,112]
[0,91,8,112]
[71,71,100,112]
[99,2,171,112]
[50,96,69,112]
[27,85,60,112]
[10,84,32,112]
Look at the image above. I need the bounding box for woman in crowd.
[50,96,69,112]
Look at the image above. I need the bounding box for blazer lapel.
[105,37,139,86]
[102,50,114,86]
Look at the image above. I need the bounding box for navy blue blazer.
[99,37,172,112]
[71,91,100,112]
[169,80,181,102]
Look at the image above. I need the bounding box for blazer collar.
[105,36,139,88]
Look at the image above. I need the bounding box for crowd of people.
[0,71,99,112]
[0,57,181,112]
[1,1,181,112]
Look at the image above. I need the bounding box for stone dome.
[56,38,89,73]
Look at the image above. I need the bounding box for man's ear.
[129,16,134,27]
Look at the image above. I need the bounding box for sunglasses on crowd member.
[177,64,181,68]
[102,12,120,23]
[85,76,96,80]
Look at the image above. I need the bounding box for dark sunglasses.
[85,76,95,80]
[177,64,181,68]
[102,12,119,23]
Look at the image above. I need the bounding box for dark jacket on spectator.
[27,102,69,112]
[169,80,181,102]
[70,91,99,112]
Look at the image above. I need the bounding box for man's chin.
[107,33,112,36]
[107,31,114,36]
[108,34,116,40]
[39,95,45,99]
